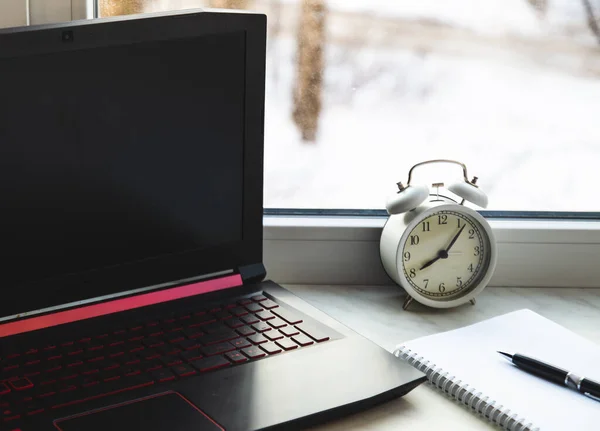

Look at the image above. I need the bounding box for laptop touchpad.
[54,392,224,431]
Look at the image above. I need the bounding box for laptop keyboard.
[0,294,331,425]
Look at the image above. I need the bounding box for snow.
[263,1,600,211]
[279,0,593,40]
[326,0,543,37]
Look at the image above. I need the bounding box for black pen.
[498,351,600,402]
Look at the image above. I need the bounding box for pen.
[498,351,600,402]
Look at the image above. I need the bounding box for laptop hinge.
[239,263,266,284]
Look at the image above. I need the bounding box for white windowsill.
[263,215,600,288]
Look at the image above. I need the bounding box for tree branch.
[582,0,600,45]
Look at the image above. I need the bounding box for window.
[96,0,600,213]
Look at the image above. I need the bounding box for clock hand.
[420,225,466,271]
[420,256,439,271]
[420,249,449,270]
[445,224,466,253]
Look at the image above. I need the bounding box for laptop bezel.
[0,9,267,321]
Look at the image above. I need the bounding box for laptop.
[0,9,426,431]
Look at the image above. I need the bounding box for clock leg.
[402,296,414,311]
[470,298,476,305]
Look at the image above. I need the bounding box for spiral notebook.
[393,309,600,431]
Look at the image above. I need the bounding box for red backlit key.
[236,326,256,337]
[291,334,314,347]
[241,314,259,325]
[268,318,287,329]
[225,351,248,364]
[9,378,33,391]
[225,318,245,329]
[180,350,203,362]
[271,307,303,325]
[198,329,238,345]
[279,326,300,337]
[201,342,235,357]
[1,406,20,422]
[142,338,163,348]
[229,307,248,317]
[241,346,266,359]
[191,356,230,373]
[166,333,185,344]
[248,334,268,345]
[183,328,204,339]
[260,299,279,309]
[264,331,283,341]
[245,303,263,313]
[0,382,10,395]
[171,364,196,378]
[256,311,274,321]
[213,310,232,320]
[260,343,282,355]
[296,323,331,342]
[188,313,216,327]
[151,369,175,383]
[37,385,57,398]
[141,360,163,372]
[275,338,299,351]
[251,322,272,333]
[231,338,252,349]
[178,339,202,351]
[159,355,183,367]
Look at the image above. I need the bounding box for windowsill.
[263,215,600,288]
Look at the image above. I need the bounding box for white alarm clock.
[380,160,497,310]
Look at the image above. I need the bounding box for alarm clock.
[380,159,497,310]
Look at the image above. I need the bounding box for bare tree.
[98,0,146,17]
[292,0,327,142]
[582,0,600,45]
[525,0,548,16]
[209,0,249,8]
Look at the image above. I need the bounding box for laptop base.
[2,281,425,431]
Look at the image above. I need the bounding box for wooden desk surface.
[283,285,600,430]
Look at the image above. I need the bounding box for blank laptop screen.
[0,31,245,295]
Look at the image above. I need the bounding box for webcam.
[62,30,74,43]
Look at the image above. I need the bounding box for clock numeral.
[409,268,416,278]
[403,251,411,262]
[456,277,463,288]
[439,283,446,293]
[422,222,430,232]
[469,229,475,239]
[438,214,448,225]
[423,279,429,288]
[468,263,474,273]
[474,246,480,256]
[410,235,420,245]
[457,218,462,228]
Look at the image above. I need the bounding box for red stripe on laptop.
[0,274,242,338]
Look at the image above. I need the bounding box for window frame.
[1,0,93,26]
[264,214,600,288]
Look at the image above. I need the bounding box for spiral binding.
[394,346,540,431]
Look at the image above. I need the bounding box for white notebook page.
[399,309,600,430]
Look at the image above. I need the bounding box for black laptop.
[0,9,425,431]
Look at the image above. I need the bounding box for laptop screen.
[0,11,266,320]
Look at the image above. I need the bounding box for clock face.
[401,210,489,299]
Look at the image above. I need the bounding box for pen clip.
[584,392,600,402]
